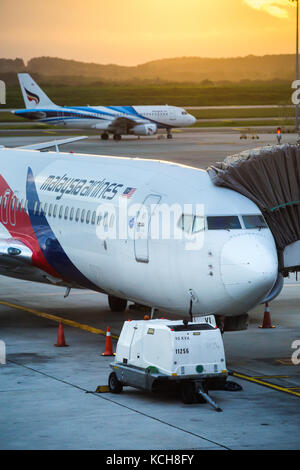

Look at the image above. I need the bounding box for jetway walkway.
[208,144,300,275]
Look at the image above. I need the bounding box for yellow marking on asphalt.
[95,385,110,393]
[252,375,290,379]
[0,300,119,340]
[1,292,99,298]
[232,371,300,398]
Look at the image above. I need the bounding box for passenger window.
[70,208,74,221]
[64,207,69,220]
[44,203,48,215]
[207,216,241,230]
[33,201,38,215]
[243,215,268,229]
[91,211,96,225]
[38,202,43,216]
[24,200,28,213]
[97,214,102,225]
[59,206,63,219]
[75,208,80,222]
[53,205,58,218]
[48,204,53,217]
[81,209,86,223]
[86,210,91,224]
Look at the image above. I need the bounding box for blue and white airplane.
[13,74,196,140]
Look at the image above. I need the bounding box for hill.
[0,55,297,84]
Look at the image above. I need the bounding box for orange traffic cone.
[55,322,69,347]
[101,326,115,356]
[259,302,275,329]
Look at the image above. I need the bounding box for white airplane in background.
[13,74,196,141]
[0,137,282,331]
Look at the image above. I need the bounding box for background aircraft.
[13,74,196,140]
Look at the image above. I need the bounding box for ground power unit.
[108,316,228,410]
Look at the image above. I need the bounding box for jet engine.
[131,123,157,136]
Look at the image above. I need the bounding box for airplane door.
[134,194,161,263]
[169,107,176,121]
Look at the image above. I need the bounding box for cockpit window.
[178,215,205,233]
[207,216,241,230]
[179,214,193,233]
[192,216,205,233]
[242,215,268,229]
[181,111,188,115]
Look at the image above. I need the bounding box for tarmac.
[0,129,299,450]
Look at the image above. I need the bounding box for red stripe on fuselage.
[0,175,60,278]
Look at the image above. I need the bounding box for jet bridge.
[207,144,300,276]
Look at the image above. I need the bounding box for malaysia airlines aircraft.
[13,74,196,140]
[0,138,280,330]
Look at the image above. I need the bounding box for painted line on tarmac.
[0,300,119,340]
[232,371,300,398]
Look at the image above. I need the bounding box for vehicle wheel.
[108,295,127,312]
[101,133,109,140]
[108,372,123,393]
[113,134,121,141]
[167,133,173,139]
[181,382,198,404]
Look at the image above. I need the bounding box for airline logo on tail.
[25,88,40,105]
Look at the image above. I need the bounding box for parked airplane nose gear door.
[134,194,161,263]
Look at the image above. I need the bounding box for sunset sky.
[0,0,298,65]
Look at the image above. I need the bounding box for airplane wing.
[107,116,145,132]
[0,237,73,287]
[0,238,32,268]
[17,136,88,151]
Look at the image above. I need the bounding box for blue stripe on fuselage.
[15,105,169,128]
[26,167,99,291]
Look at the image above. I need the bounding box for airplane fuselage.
[15,105,196,135]
[0,147,278,317]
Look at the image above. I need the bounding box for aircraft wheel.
[113,134,121,141]
[167,133,173,139]
[101,133,109,140]
[108,295,127,312]
[108,372,123,394]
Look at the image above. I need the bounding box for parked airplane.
[13,74,196,140]
[0,139,280,330]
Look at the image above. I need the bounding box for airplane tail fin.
[18,73,56,109]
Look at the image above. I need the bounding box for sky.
[0,0,298,65]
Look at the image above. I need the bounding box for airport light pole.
[291,0,299,132]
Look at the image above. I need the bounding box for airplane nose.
[189,114,196,125]
[220,234,278,309]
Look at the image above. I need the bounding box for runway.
[0,129,299,450]
[1,128,298,170]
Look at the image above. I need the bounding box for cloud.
[244,0,293,18]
